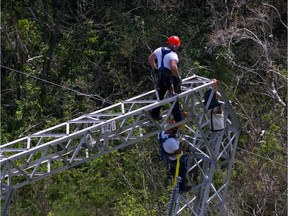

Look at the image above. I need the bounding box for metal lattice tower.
[0,75,240,216]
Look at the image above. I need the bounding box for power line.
[237,147,287,168]
[1,65,113,105]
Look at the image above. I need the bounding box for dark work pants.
[151,74,183,122]
[169,155,187,190]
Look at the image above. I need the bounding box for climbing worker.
[148,35,183,122]
[157,119,191,193]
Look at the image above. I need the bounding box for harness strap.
[213,79,218,100]
[156,47,172,90]
[159,47,172,72]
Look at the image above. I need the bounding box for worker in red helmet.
[148,35,183,122]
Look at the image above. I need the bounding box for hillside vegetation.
[1,1,287,215]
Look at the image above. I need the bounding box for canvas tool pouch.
[210,106,224,131]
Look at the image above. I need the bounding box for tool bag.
[210,106,224,131]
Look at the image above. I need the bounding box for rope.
[167,180,179,216]
[0,65,113,105]
[173,112,187,186]
[213,79,218,100]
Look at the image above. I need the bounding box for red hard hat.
[167,36,181,47]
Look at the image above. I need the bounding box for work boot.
[169,92,178,97]
[179,185,192,193]
[149,111,162,121]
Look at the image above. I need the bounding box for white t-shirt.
[153,47,179,70]
[158,132,182,160]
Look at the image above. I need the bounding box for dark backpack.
[203,87,220,110]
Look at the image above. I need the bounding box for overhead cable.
[0,65,113,105]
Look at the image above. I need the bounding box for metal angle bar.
[29,134,67,138]
[32,123,68,136]
[120,101,137,127]
[65,127,81,149]
[217,132,237,160]
[9,130,156,189]
[187,158,203,173]
[219,131,240,216]
[26,136,58,163]
[46,145,69,165]
[123,100,157,104]
[189,148,212,162]
[30,147,49,178]
[0,137,28,148]
[0,129,92,163]
[218,83,241,127]
[67,120,103,124]
[192,121,214,159]
[1,187,14,216]
[189,157,210,182]
[70,115,99,121]
[0,123,169,188]
[4,150,71,179]
[1,161,9,181]
[1,80,214,150]
[200,162,215,215]
[1,76,240,216]
[160,100,177,128]
[199,131,225,215]
[189,181,208,192]
[206,182,227,204]
[124,113,142,142]
[69,134,88,163]
[0,148,29,152]
[7,160,31,182]
[85,113,123,117]
[176,195,197,215]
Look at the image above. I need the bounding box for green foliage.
[115,192,148,216]
[1,1,286,215]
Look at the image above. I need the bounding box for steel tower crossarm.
[0,75,240,216]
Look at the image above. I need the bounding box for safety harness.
[157,47,172,90]
[159,47,172,72]
[158,132,178,176]
[158,132,177,159]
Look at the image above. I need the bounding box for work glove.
[153,68,159,75]
[169,91,178,97]
[177,76,182,86]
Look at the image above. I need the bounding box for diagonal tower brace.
[0,75,240,216]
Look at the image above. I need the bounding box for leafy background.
[1,0,287,215]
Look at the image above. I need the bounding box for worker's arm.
[174,141,183,154]
[169,59,180,78]
[148,53,157,70]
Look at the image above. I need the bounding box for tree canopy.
[1,0,287,215]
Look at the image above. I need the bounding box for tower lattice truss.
[0,75,240,216]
